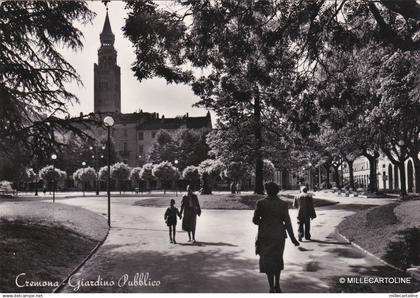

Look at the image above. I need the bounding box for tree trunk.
[398,163,407,196]
[409,155,420,194]
[254,87,264,195]
[348,160,355,189]
[362,151,379,193]
[332,165,340,188]
[323,164,331,188]
[200,172,212,194]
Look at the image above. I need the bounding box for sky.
[63,1,210,119]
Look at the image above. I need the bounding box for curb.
[335,230,405,273]
[52,227,110,293]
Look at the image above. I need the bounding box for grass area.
[0,220,97,293]
[337,200,420,269]
[133,193,335,210]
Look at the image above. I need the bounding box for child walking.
[164,199,182,244]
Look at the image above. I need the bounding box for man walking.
[293,186,316,241]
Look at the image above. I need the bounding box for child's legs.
[169,226,173,240]
[172,225,176,239]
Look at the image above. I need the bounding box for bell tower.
[94,8,121,113]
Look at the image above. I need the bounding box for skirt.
[258,238,285,274]
[182,208,197,232]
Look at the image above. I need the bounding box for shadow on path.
[309,239,350,245]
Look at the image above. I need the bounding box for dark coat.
[181,194,201,232]
[293,193,316,221]
[252,196,295,241]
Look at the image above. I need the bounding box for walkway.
[49,193,415,293]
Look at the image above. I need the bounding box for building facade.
[342,153,417,193]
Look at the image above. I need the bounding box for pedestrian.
[236,182,241,194]
[230,181,237,194]
[43,186,46,196]
[164,199,182,244]
[180,185,201,243]
[253,182,300,293]
[293,186,317,241]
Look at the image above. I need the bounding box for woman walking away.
[253,182,300,293]
[164,199,182,244]
[293,186,317,241]
[180,185,201,243]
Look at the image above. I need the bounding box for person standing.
[253,182,300,293]
[293,186,317,241]
[164,199,182,244]
[180,185,201,243]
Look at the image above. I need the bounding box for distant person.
[236,182,241,194]
[230,182,237,194]
[180,185,201,243]
[293,186,317,241]
[164,199,182,244]
[43,186,47,196]
[253,182,300,293]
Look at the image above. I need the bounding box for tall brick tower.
[94,9,121,113]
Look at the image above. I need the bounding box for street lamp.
[104,116,114,227]
[82,161,87,197]
[174,159,179,196]
[51,154,57,203]
[308,162,312,190]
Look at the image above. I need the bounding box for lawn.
[133,193,335,210]
[0,220,97,293]
[337,200,420,269]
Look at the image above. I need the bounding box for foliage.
[72,167,96,184]
[223,162,251,183]
[129,167,143,184]
[140,163,155,182]
[25,168,37,182]
[147,130,178,164]
[262,160,275,182]
[182,166,200,183]
[110,162,131,182]
[198,159,225,194]
[0,1,95,160]
[152,161,179,182]
[39,165,63,183]
[98,166,109,182]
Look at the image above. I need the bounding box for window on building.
[138,131,144,140]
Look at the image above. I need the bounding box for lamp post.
[104,116,114,227]
[51,154,57,203]
[82,161,87,197]
[398,139,407,198]
[90,145,106,195]
[308,162,312,190]
[174,159,179,196]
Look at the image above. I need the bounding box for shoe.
[173,240,177,244]
[275,286,282,293]
[269,288,275,293]
[188,239,192,242]
[298,236,302,241]
[305,237,311,241]
[192,240,196,243]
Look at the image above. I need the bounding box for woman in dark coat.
[180,185,201,243]
[253,182,300,293]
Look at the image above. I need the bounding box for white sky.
[63,1,210,118]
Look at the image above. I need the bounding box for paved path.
[44,194,415,293]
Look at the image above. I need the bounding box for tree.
[129,167,144,193]
[152,161,179,194]
[182,166,200,190]
[0,2,95,160]
[224,161,251,184]
[147,130,178,164]
[73,167,96,197]
[140,163,155,192]
[25,168,37,194]
[124,0,302,195]
[110,162,131,194]
[262,160,275,182]
[198,159,224,195]
[176,129,210,170]
[39,165,64,193]
[373,50,420,196]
